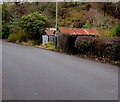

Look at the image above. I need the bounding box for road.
[2,41,118,100]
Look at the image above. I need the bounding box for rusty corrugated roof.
[58,28,99,36]
[84,28,99,35]
[73,28,87,35]
[59,28,77,35]
[45,30,55,36]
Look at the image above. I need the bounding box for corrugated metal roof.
[85,28,99,35]
[59,28,77,35]
[45,30,55,36]
[58,28,99,36]
[73,28,87,35]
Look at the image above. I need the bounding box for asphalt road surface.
[2,41,118,100]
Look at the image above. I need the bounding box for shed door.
[42,35,48,44]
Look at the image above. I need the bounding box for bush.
[58,32,120,60]
[2,3,12,39]
[2,22,11,39]
[58,33,77,54]
[98,22,120,38]
[94,37,120,60]
[75,36,95,54]
[58,33,70,51]
[112,22,120,37]
[82,20,92,28]
[98,29,114,37]
[103,37,120,60]
[8,34,17,43]
[20,12,49,44]
[8,29,27,43]
[74,36,120,60]
[93,38,105,57]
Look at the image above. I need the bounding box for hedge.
[94,37,120,60]
[58,33,77,54]
[74,36,95,55]
[75,37,120,60]
[58,33,120,60]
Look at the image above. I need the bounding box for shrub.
[2,3,12,39]
[8,34,17,43]
[94,37,120,60]
[103,37,120,60]
[58,33,77,54]
[98,29,114,37]
[82,20,92,28]
[2,22,11,39]
[112,22,120,37]
[93,38,104,57]
[8,29,27,43]
[20,12,49,44]
[58,33,70,51]
[58,32,120,60]
[74,36,120,60]
[98,22,120,38]
[75,36,95,54]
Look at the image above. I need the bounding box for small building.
[42,29,55,44]
[42,28,99,44]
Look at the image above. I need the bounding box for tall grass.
[8,29,27,43]
[98,29,114,38]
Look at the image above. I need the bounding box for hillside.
[3,2,120,29]
[57,2,120,29]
